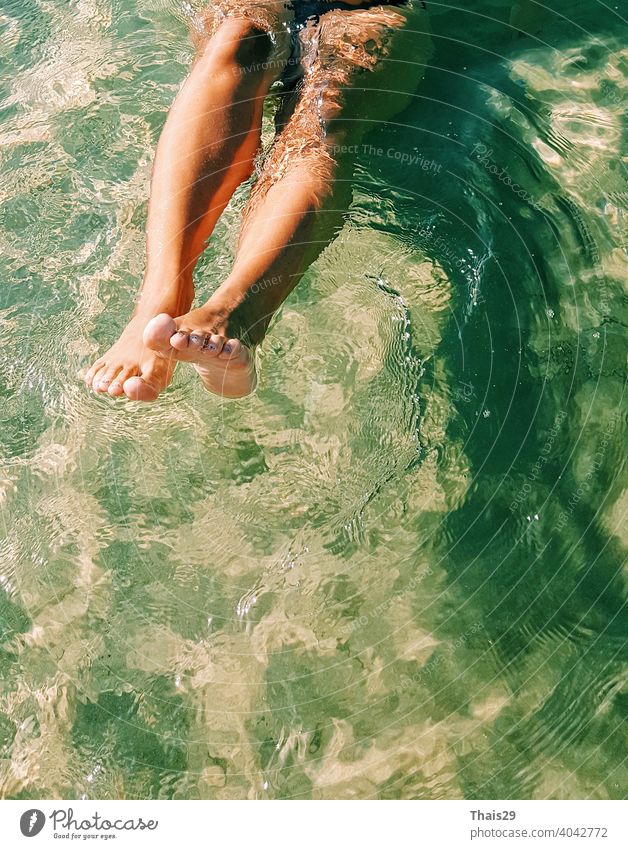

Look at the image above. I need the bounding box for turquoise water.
[0,0,626,799]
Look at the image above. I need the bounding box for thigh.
[240,1,432,208]
[310,2,433,137]
[190,0,295,63]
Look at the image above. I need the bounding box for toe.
[123,376,160,402]
[200,334,224,358]
[171,331,225,361]
[90,365,109,392]
[187,331,209,352]
[94,364,123,393]
[85,360,105,387]
[123,357,172,402]
[108,366,136,397]
[143,313,177,352]
[170,329,190,351]
[218,339,243,362]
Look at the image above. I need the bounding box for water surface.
[0,0,626,799]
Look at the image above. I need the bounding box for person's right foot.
[143,307,257,399]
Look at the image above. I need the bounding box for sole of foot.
[143,313,256,399]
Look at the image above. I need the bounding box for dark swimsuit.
[280,0,423,86]
[288,0,420,27]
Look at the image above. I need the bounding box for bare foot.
[143,303,256,399]
[84,314,176,402]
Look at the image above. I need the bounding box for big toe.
[143,313,177,352]
[123,376,161,402]
[123,355,173,402]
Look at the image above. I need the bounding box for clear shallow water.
[0,0,626,799]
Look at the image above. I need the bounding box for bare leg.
[85,14,290,401]
[145,5,432,397]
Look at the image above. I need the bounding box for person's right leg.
[85,9,290,400]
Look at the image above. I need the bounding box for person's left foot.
[143,304,256,399]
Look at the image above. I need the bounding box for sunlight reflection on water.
[0,0,625,800]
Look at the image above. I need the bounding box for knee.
[200,17,275,72]
[317,8,407,72]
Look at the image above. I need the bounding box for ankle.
[134,273,194,320]
[209,272,282,343]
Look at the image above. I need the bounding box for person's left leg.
[144,3,432,398]
[85,7,291,401]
